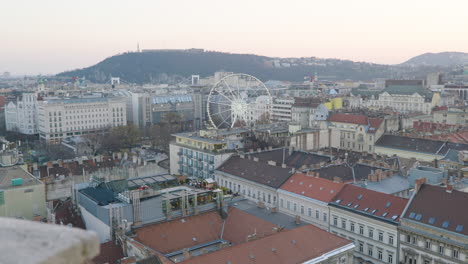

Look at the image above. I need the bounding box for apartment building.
[169,129,249,179]
[271,97,294,122]
[329,184,409,264]
[5,93,39,134]
[328,113,384,153]
[37,97,127,143]
[433,107,468,125]
[214,155,293,209]
[278,172,344,230]
[399,180,467,264]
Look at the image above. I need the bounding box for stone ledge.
[0,217,100,264]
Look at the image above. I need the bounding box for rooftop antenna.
[137,42,140,53]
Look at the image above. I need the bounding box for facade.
[433,108,468,125]
[214,155,293,209]
[5,93,39,134]
[271,97,294,122]
[278,172,344,230]
[399,181,467,264]
[329,184,409,264]
[169,129,249,179]
[366,91,432,114]
[37,97,127,143]
[0,166,47,220]
[328,113,384,153]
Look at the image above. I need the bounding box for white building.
[214,155,293,209]
[329,184,408,264]
[271,97,294,122]
[5,93,39,135]
[37,97,126,143]
[366,92,432,114]
[278,172,345,230]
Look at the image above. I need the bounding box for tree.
[101,125,141,151]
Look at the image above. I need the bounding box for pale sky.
[1,0,467,75]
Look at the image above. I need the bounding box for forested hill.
[57,50,447,84]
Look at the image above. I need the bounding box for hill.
[402,52,468,67]
[57,50,447,84]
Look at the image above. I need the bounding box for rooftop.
[279,172,345,203]
[0,166,42,190]
[244,148,331,169]
[330,184,409,223]
[216,155,293,189]
[375,135,468,155]
[179,224,353,264]
[403,184,468,236]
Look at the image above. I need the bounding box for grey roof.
[355,175,410,195]
[245,148,331,169]
[216,156,293,189]
[441,149,459,162]
[375,135,468,155]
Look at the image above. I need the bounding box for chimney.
[257,148,262,152]
[253,157,259,162]
[46,161,53,169]
[281,163,287,168]
[333,176,342,183]
[182,248,191,260]
[315,172,320,178]
[414,178,427,193]
[268,160,277,166]
[240,154,245,159]
[306,171,314,177]
[57,159,63,167]
[268,146,273,150]
[446,184,453,193]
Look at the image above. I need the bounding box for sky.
[1,0,467,75]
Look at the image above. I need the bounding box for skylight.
[442,221,450,229]
[456,225,464,232]
[408,212,416,219]
[364,208,369,212]
[347,202,353,207]
[415,214,422,221]
[354,204,359,209]
[428,217,436,224]
[391,215,398,220]
[357,194,363,200]
[382,212,388,217]
[336,199,341,204]
[385,202,391,208]
[371,209,377,214]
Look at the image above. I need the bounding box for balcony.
[0,217,99,264]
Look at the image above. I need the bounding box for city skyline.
[1,0,468,75]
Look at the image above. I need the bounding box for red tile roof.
[331,184,408,222]
[329,113,368,125]
[134,207,279,255]
[134,210,224,254]
[279,172,345,203]
[93,241,125,264]
[179,225,353,264]
[222,207,278,245]
[368,118,383,134]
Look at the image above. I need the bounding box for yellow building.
[0,166,47,220]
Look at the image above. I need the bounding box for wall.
[80,204,111,243]
[0,183,47,220]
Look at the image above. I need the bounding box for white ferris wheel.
[207,74,272,129]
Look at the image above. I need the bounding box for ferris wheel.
[207,74,272,129]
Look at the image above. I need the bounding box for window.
[308,208,312,217]
[453,249,459,259]
[316,210,320,219]
[425,241,431,250]
[378,250,383,260]
[411,236,416,245]
[378,232,383,241]
[368,229,373,238]
[280,199,283,208]
[323,213,327,222]
[341,219,346,228]
[439,245,444,255]
[333,216,338,226]
[293,203,297,212]
[388,235,394,245]
[287,201,290,210]
[350,223,355,232]
[359,242,364,252]
[388,254,393,264]
[368,246,373,257]
[359,225,364,235]
[300,205,304,215]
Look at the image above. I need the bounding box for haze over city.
[1,0,468,75]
